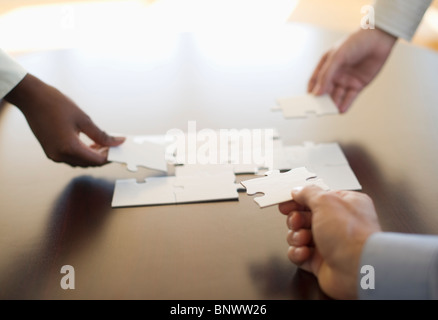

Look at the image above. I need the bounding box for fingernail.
[312,84,321,95]
[114,136,126,143]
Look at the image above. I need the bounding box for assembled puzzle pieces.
[280,142,362,191]
[272,94,339,119]
[240,167,329,208]
[108,135,168,172]
[112,164,243,207]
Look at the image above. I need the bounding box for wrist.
[356,26,397,44]
[375,26,398,44]
[4,74,47,113]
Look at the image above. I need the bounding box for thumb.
[80,117,125,147]
[291,185,328,211]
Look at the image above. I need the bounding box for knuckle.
[315,191,335,203]
[81,114,93,126]
[314,191,342,207]
[357,192,374,206]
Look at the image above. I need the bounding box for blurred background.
[1,0,437,56]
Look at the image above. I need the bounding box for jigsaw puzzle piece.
[312,165,362,191]
[281,142,362,191]
[173,175,239,204]
[240,167,329,208]
[232,164,260,175]
[108,135,167,172]
[112,165,242,207]
[112,177,177,207]
[284,142,348,169]
[272,94,339,119]
[173,164,240,203]
[174,163,235,177]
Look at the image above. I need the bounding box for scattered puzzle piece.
[240,167,329,208]
[108,135,168,172]
[272,94,339,118]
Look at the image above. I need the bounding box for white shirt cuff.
[0,49,27,99]
[374,0,432,41]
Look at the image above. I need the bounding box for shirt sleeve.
[0,49,27,99]
[358,232,438,300]
[374,0,433,41]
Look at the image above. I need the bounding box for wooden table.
[1,23,438,300]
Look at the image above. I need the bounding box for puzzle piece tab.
[108,135,168,172]
[272,94,339,118]
[240,167,329,208]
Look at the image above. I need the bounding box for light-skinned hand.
[309,28,397,113]
[279,185,381,299]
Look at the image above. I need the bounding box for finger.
[313,50,344,96]
[68,139,108,166]
[90,143,108,150]
[338,88,359,113]
[278,201,307,215]
[331,85,346,109]
[79,117,125,147]
[308,52,329,93]
[287,229,313,247]
[287,246,314,273]
[291,185,328,210]
[287,211,312,230]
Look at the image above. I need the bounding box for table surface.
[1,23,438,300]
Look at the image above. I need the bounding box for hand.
[278,186,381,299]
[5,74,125,167]
[309,28,397,113]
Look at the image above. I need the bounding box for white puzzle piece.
[112,176,240,208]
[108,135,168,172]
[112,164,241,207]
[173,175,240,204]
[240,167,329,208]
[174,163,235,177]
[112,177,176,207]
[272,94,339,118]
[310,165,361,191]
[284,141,347,168]
[281,142,362,191]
